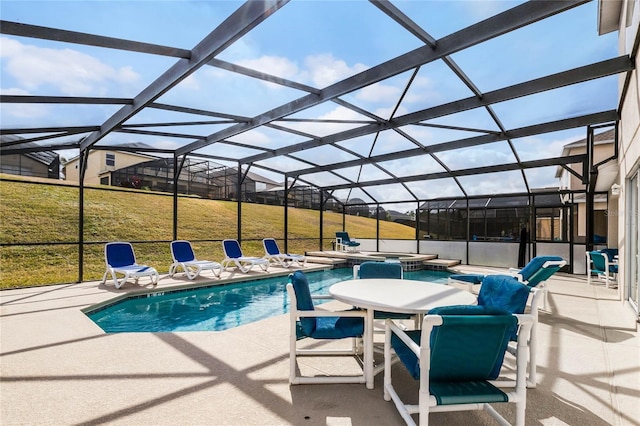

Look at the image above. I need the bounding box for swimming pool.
[87,268,453,333]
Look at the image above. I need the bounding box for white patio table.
[329,278,477,389]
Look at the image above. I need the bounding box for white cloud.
[0,87,49,118]
[226,128,272,146]
[1,37,139,96]
[237,55,299,80]
[176,74,201,91]
[403,75,439,104]
[355,82,401,103]
[302,53,367,88]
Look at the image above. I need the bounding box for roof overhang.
[598,0,623,35]
[594,160,620,192]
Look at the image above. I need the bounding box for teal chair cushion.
[336,232,360,246]
[478,275,530,314]
[478,275,530,341]
[311,316,364,339]
[359,261,402,279]
[429,380,508,405]
[519,255,563,283]
[600,248,618,262]
[449,273,485,284]
[391,305,514,382]
[290,271,316,335]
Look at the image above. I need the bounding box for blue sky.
[0,0,621,205]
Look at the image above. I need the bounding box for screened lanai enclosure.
[0,0,632,286]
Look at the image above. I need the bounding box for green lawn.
[0,175,417,289]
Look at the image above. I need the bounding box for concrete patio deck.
[1,263,638,425]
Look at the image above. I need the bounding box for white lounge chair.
[262,238,306,268]
[221,239,269,273]
[101,242,159,289]
[169,240,222,280]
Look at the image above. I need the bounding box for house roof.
[0,136,59,166]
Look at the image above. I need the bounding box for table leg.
[365,308,374,389]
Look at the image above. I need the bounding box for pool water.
[87,268,452,333]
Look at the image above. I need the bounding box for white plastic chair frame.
[509,259,566,310]
[383,314,534,426]
[221,239,269,273]
[286,283,369,385]
[101,242,159,289]
[335,235,358,252]
[169,241,222,280]
[448,282,543,389]
[585,251,617,288]
[497,287,543,389]
[262,239,306,268]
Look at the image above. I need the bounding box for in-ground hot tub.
[343,252,437,272]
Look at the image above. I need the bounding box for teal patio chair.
[383,305,533,426]
[449,255,566,310]
[335,231,360,252]
[586,251,618,288]
[287,271,368,385]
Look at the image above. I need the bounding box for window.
[100,177,109,185]
[536,207,569,242]
[106,153,115,167]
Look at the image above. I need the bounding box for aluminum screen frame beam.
[79,0,289,152]
[322,154,587,192]
[177,0,588,156]
[285,110,618,178]
[244,55,631,164]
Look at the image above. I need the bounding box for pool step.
[306,256,348,266]
[423,258,461,269]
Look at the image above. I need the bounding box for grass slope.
[0,176,417,288]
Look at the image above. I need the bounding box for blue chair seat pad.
[430,380,508,405]
[297,317,364,339]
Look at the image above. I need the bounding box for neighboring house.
[555,128,618,246]
[386,209,415,226]
[64,146,282,200]
[344,198,370,217]
[112,157,280,199]
[63,143,156,186]
[0,136,60,179]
